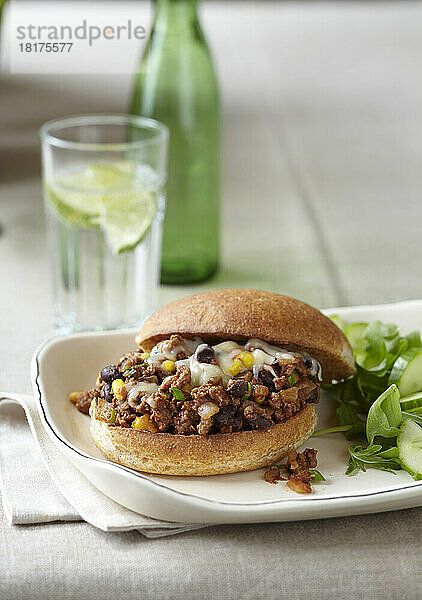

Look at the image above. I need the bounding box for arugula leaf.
[376,447,400,459]
[334,378,366,439]
[346,444,402,476]
[344,422,366,440]
[356,368,389,407]
[312,425,353,437]
[366,384,402,445]
[354,320,408,378]
[337,401,359,425]
[344,322,368,355]
[357,321,387,370]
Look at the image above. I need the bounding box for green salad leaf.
[329,314,346,331]
[366,384,402,444]
[335,378,366,439]
[316,317,422,481]
[353,321,408,380]
[346,444,402,476]
[406,331,422,349]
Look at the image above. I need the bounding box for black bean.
[232,408,243,431]
[243,405,273,430]
[306,387,319,404]
[227,379,249,398]
[100,365,120,383]
[103,383,113,402]
[195,345,215,364]
[258,369,275,390]
[304,357,313,370]
[214,405,237,427]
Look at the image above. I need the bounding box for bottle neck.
[153,0,199,32]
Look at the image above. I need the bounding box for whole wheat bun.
[137,288,354,383]
[90,399,317,476]
[90,289,351,477]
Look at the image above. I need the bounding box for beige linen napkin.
[0,393,207,538]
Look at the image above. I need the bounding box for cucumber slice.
[345,322,368,355]
[397,418,422,480]
[400,392,422,411]
[388,348,422,396]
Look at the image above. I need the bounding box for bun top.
[136,288,354,383]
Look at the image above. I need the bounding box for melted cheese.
[250,348,276,369]
[189,360,226,386]
[126,381,159,404]
[156,336,322,387]
[303,354,322,379]
[245,338,295,361]
[213,341,244,374]
[147,336,203,366]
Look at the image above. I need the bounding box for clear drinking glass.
[40,115,168,334]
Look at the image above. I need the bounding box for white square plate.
[31,300,422,523]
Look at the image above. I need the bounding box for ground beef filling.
[264,448,319,494]
[70,335,320,436]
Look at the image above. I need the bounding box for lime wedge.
[47,162,137,223]
[101,189,156,255]
[45,184,102,228]
[62,162,136,191]
[46,163,157,254]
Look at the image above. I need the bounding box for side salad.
[313,318,422,480]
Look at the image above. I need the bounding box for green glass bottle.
[131,0,220,284]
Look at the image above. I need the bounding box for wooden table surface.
[1,2,421,598]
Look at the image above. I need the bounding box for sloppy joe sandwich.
[70,289,354,476]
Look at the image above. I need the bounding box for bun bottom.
[90,403,317,476]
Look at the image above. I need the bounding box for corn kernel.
[236,351,254,370]
[131,414,159,433]
[228,359,243,376]
[162,360,176,373]
[96,372,101,386]
[112,378,126,401]
[131,416,142,429]
[140,352,150,360]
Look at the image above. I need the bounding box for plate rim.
[32,299,422,511]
